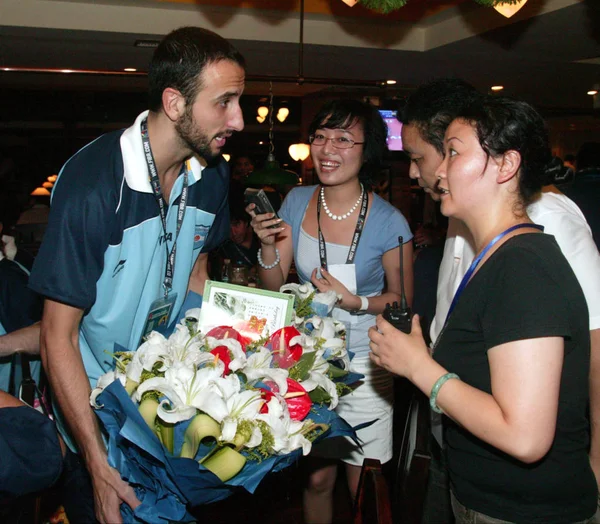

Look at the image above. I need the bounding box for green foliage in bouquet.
[294,291,316,319]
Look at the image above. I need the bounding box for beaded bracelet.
[429,372,460,414]
[257,247,280,270]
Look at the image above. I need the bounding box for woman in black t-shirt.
[368,96,597,523]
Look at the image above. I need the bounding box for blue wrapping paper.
[95,380,361,523]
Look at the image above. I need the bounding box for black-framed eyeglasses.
[309,133,365,149]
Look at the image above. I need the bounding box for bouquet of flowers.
[91,284,362,523]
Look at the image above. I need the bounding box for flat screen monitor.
[379,109,403,151]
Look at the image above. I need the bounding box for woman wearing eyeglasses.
[248,99,413,523]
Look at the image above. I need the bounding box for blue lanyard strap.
[141,117,189,297]
[445,222,544,324]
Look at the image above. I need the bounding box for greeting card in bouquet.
[200,281,295,341]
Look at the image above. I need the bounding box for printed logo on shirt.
[194,224,211,250]
[159,232,173,245]
[112,259,126,278]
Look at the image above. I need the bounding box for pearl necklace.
[320,184,364,221]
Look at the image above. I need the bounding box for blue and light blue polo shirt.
[30,110,229,387]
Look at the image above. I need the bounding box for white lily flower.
[184,308,202,323]
[301,370,340,410]
[220,389,264,444]
[279,282,315,300]
[167,324,206,366]
[256,397,312,455]
[246,425,263,448]
[256,397,291,452]
[307,316,336,340]
[90,370,126,408]
[127,331,170,383]
[242,347,289,394]
[134,361,231,424]
[285,420,313,455]
[201,372,243,423]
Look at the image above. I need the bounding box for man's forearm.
[0,323,40,356]
[40,322,107,470]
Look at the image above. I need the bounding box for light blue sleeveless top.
[279,185,412,356]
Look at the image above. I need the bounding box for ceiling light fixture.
[493,0,528,18]
[31,187,51,196]
[47,175,58,182]
[222,154,231,162]
[491,85,504,91]
[257,116,266,123]
[257,106,269,118]
[276,108,290,123]
[124,68,137,72]
[588,90,598,96]
[289,143,310,162]
[134,40,160,48]
[386,79,397,85]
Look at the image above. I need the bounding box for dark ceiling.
[1,0,599,190]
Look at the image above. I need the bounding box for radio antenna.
[398,236,408,310]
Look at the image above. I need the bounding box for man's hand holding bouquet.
[90,282,363,523]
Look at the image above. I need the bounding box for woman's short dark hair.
[148,27,246,112]
[308,99,387,189]
[456,95,552,207]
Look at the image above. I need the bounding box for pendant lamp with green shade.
[245,82,299,187]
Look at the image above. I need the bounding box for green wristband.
[429,373,460,414]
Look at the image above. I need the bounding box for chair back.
[393,386,431,523]
[353,458,393,524]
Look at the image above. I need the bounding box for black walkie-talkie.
[382,236,412,334]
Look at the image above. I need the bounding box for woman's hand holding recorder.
[246,203,283,245]
[244,188,284,245]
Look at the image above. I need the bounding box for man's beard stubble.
[175,106,218,162]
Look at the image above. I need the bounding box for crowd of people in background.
[0,24,599,524]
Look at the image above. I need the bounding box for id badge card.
[139,292,178,346]
[328,263,357,295]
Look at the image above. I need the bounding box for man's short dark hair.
[400,78,480,155]
[148,27,246,112]
[576,142,600,172]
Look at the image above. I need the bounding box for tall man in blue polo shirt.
[29,27,245,523]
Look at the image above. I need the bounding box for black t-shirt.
[434,234,597,523]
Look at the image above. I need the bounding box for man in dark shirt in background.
[564,141,600,250]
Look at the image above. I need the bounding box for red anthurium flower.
[264,378,311,421]
[283,379,311,421]
[258,388,275,414]
[206,326,246,350]
[210,345,232,374]
[269,326,303,369]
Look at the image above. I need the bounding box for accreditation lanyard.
[141,117,189,297]
[316,187,368,271]
[444,222,545,325]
